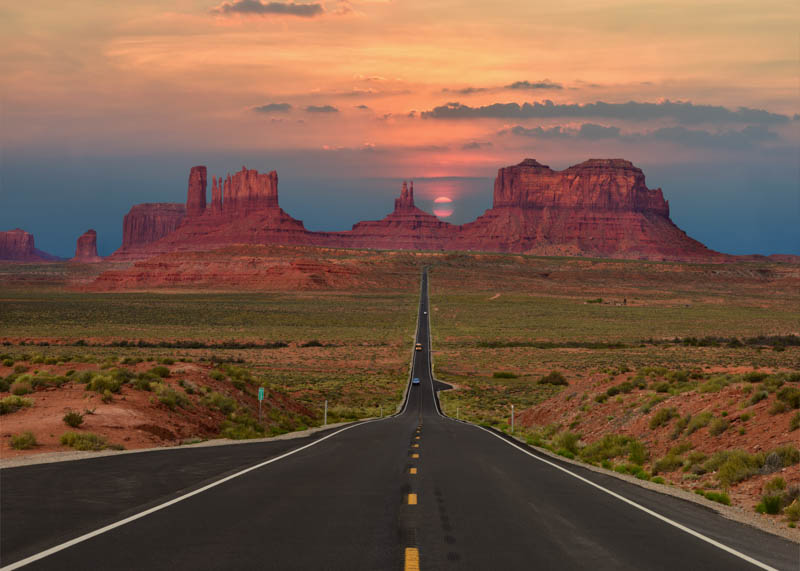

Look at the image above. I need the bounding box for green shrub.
[640,395,667,413]
[554,431,581,455]
[649,407,678,429]
[747,390,767,406]
[651,476,666,484]
[538,371,568,386]
[86,375,122,394]
[493,371,518,379]
[770,445,800,467]
[785,500,800,522]
[769,400,787,415]
[703,491,731,505]
[202,391,237,415]
[159,358,175,365]
[154,384,191,411]
[10,431,37,450]
[791,412,800,431]
[757,495,783,515]
[698,375,732,393]
[653,454,684,474]
[2,358,14,367]
[764,476,786,494]
[149,366,171,378]
[63,410,84,428]
[10,380,33,395]
[709,450,764,487]
[709,418,730,436]
[210,370,226,381]
[0,395,33,415]
[60,431,108,451]
[743,371,769,383]
[652,382,670,393]
[686,412,713,435]
[628,440,649,465]
[777,387,800,409]
[221,411,265,439]
[670,415,690,439]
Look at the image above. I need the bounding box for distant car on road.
[415,343,423,351]
[412,377,420,385]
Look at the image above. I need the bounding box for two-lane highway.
[1,270,797,570]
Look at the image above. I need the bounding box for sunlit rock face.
[0,228,59,261]
[109,160,722,262]
[71,229,102,263]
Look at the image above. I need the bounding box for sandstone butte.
[0,228,59,262]
[70,229,103,263]
[110,158,731,263]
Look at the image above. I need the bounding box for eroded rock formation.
[71,229,102,263]
[113,203,186,259]
[109,159,723,263]
[0,229,59,261]
[452,159,717,260]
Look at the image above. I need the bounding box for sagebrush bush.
[10,431,37,450]
[0,395,33,415]
[154,384,191,411]
[686,412,713,435]
[60,431,108,451]
[791,412,800,431]
[649,407,678,429]
[537,371,567,386]
[149,366,170,378]
[492,371,518,379]
[777,387,800,409]
[709,418,730,436]
[653,454,684,474]
[63,410,84,428]
[202,391,237,415]
[10,380,33,395]
[554,431,581,455]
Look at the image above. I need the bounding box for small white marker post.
[511,404,514,433]
[258,387,265,423]
[324,400,328,426]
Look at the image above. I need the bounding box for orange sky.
[1,0,798,177]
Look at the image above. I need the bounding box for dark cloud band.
[422,100,789,124]
[253,103,292,113]
[213,0,323,17]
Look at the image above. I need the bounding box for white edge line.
[471,426,780,571]
[1,419,379,571]
[422,274,779,571]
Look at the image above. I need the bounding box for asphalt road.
[1,270,798,570]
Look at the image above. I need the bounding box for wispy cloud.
[212,0,324,18]
[306,104,339,113]
[504,123,780,149]
[422,100,790,124]
[505,80,562,90]
[253,102,292,113]
[461,141,493,150]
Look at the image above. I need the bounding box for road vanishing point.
[1,270,798,570]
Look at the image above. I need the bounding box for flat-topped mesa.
[120,203,186,250]
[71,229,102,262]
[221,167,279,214]
[0,228,59,261]
[186,166,207,217]
[493,158,669,216]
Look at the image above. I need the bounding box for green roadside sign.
[258,387,265,401]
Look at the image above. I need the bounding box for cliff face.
[71,229,102,262]
[492,158,669,216]
[117,203,186,255]
[0,229,59,261]
[456,158,716,261]
[186,166,207,218]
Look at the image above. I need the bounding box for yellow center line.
[408,493,418,505]
[405,547,420,571]
[415,436,420,440]
[411,453,419,458]
[409,467,417,474]
[412,444,419,448]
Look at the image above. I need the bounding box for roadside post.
[258,387,265,423]
[324,399,328,426]
[511,404,514,433]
